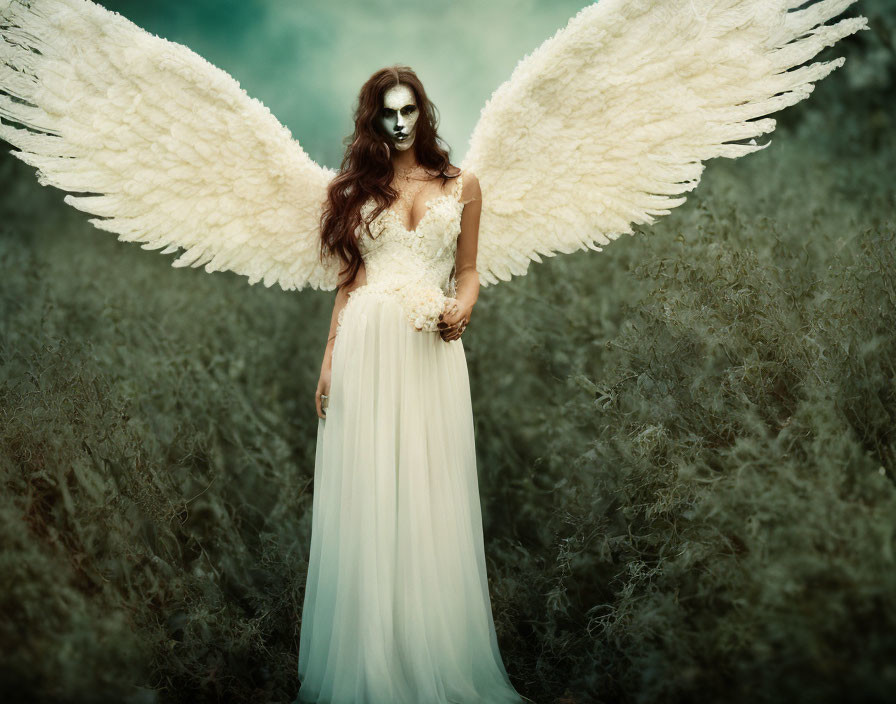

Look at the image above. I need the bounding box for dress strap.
[453,171,464,202]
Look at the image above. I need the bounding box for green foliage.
[462,9,896,701]
[0,167,334,702]
[1,6,894,704]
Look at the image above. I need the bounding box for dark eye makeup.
[382,105,417,117]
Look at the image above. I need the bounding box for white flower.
[399,281,448,332]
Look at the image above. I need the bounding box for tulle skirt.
[297,291,526,704]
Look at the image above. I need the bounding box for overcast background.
[100,0,592,168]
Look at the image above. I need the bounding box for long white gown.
[297,173,526,704]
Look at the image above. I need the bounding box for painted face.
[379,83,419,151]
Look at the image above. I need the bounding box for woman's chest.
[358,193,463,260]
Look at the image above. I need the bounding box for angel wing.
[0,0,342,291]
[459,0,868,287]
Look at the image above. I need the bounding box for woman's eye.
[402,106,416,115]
[382,108,395,117]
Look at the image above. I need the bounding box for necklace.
[394,162,425,185]
[392,163,428,211]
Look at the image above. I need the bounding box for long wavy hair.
[319,65,459,289]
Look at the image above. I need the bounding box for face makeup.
[379,83,419,151]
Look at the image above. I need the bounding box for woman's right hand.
[315,367,331,419]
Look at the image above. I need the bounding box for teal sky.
[100,0,591,169]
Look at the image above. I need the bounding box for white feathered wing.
[0,0,342,291]
[459,0,868,287]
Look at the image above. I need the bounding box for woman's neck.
[391,147,418,173]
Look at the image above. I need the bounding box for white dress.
[297,173,526,704]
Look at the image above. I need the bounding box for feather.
[460,0,868,287]
[0,0,340,292]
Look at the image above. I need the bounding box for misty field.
[1,7,894,704]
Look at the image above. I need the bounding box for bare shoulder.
[459,169,481,205]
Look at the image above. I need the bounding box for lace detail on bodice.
[338,172,465,333]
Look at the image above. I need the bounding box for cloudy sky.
[99,0,590,169]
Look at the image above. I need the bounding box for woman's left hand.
[438,297,473,342]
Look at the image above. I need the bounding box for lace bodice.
[338,172,466,333]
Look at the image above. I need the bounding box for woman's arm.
[316,262,367,418]
[439,171,482,342]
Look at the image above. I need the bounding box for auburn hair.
[319,65,459,289]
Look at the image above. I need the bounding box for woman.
[299,66,528,704]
